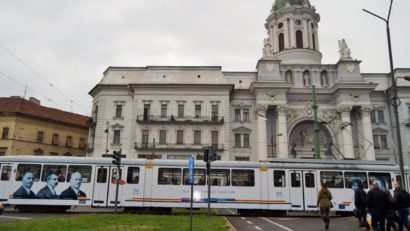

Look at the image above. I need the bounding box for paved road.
[221,209,363,231]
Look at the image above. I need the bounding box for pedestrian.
[384,189,398,231]
[367,181,391,231]
[355,183,370,230]
[317,182,332,230]
[393,181,410,231]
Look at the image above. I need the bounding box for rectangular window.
[16,164,41,182]
[41,165,67,182]
[113,130,121,145]
[79,138,86,149]
[195,104,201,118]
[67,165,92,183]
[1,127,9,139]
[368,172,392,189]
[36,131,44,143]
[194,130,201,145]
[161,104,167,118]
[143,104,150,120]
[235,157,250,161]
[235,109,241,121]
[52,133,59,145]
[97,168,108,183]
[232,169,254,187]
[115,104,123,118]
[158,168,182,185]
[291,172,301,187]
[1,166,12,181]
[305,173,315,188]
[243,109,250,121]
[344,172,368,189]
[320,171,344,188]
[111,168,122,182]
[212,105,219,121]
[210,169,230,186]
[274,170,286,187]
[178,104,184,118]
[176,130,184,144]
[66,136,73,147]
[211,131,218,149]
[183,168,206,185]
[373,135,380,149]
[235,134,241,147]
[0,147,7,156]
[380,135,388,149]
[370,111,376,123]
[243,134,250,148]
[377,110,385,123]
[127,167,140,184]
[142,130,149,148]
[159,130,166,145]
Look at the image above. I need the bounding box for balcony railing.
[136,115,224,124]
[134,142,224,150]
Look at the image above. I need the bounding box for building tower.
[265,0,321,64]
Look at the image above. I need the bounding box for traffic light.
[210,149,217,161]
[203,148,209,162]
[112,149,122,166]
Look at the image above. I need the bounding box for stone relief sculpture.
[303,71,311,86]
[263,38,273,57]
[300,128,313,145]
[285,70,293,83]
[338,38,352,59]
[320,71,328,86]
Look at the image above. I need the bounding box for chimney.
[29,97,41,105]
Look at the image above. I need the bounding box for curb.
[223,216,237,231]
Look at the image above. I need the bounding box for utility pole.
[312,85,321,159]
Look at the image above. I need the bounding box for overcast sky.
[0,0,409,116]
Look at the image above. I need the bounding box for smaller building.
[0,97,91,156]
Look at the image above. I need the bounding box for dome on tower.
[273,0,311,10]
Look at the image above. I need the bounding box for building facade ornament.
[338,38,352,60]
[266,89,278,101]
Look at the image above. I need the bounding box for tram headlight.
[193,191,201,202]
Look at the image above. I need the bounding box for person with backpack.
[355,183,370,230]
[393,181,410,231]
[317,182,332,230]
[367,181,391,231]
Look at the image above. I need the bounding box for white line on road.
[0,215,32,220]
[261,217,294,231]
[241,217,246,220]
[254,226,262,230]
[247,221,253,225]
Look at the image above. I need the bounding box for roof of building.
[0,97,91,127]
[274,0,310,10]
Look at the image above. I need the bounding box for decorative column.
[314,30,320,51]
[307,20,313,49]
[256,105,268,161]
[272,25,278,53]
[303,19,309,48]
[276,106,289,158]
[284,20,290,49]
[360,107,376,160]
[338,106,355,159]
[289,18,296,48]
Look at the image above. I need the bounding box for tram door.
[303,172,317,211]
[92,166,124,207]
[0,164,13,200]
[107,167,124,207]
[289,171,303,210]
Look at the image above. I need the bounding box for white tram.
[0,156,406,214]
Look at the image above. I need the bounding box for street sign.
[188,157,194,184]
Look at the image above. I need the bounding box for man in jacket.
[355,183,369,229]
[394,181,410,231]
[367,181,390,231]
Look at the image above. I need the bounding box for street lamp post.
[363,0,406,188]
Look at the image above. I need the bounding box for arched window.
[285,70,293,83]
[296,30,303,48]
[279,33,285,51]
[312,33,316,50]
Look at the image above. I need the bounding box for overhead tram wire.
[0,43,89,114]
[0,70,66,110]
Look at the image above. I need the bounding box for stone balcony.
[134,142,224,151]
[136,115,224,125]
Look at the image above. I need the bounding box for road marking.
[241,217,246,220]
[261,217,294,231]
[277,218,300,221]
[0,215,32,220]
[254,226,262,230]
[247,221,253,224]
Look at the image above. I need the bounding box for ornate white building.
[88,0,410,163]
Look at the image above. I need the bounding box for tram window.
[41,165,67,182]
[158,168,181,185]
[320,171,344,188]
[127,167,140,184]
[210,169,230,186]
[67,165,92,183]
[1,166,11,181]
[344,172,368,189]
[15,164,41,182]
[182,168,206,185]
[97,168,108,183]
[274,170,286,187]
[291,172,301,187]
[369,172,392,189]
[305,173,315,188]
[232,169,254,187]
[111,168,122,182]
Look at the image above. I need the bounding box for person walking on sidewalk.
[317,182,332,230]
[355,183,370,230]
[393,181,410,231]
[367,181,390,231]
